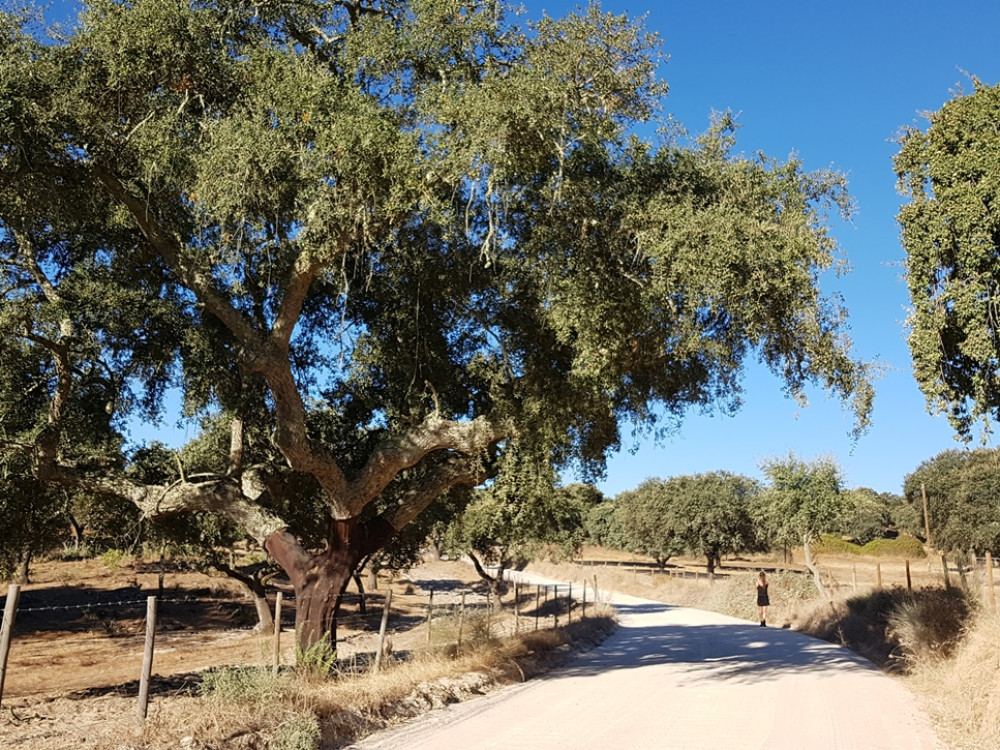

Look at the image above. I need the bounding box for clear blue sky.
[538,0,1000,497]
[46,0,1000,497]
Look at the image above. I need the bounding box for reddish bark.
[265,517,395,650]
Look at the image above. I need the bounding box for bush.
[888,588,970,664]
[271,713,321,750]
[99,548,128,570]
[816,533,926,558]
[199,666,285,704]
[862,535,926,558]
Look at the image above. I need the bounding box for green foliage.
[862,536,926,558]
[443,453,590,573]
[295,638,339,679]
[817,533,926,558]
[838,488,892,545]
[904,447,1000,554]
[755,454,848,548]
[0,0,874,647]
[663,472,763,570]
[897,79,1000,437]
[611,479,685,566]
[98,548,128,569]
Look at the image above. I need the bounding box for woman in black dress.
[756,571,769,626]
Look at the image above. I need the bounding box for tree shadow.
[552,601,875,685]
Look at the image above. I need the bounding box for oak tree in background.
[0,0,872,651]
[665,472,763,574]
[756,455,847,598]
[904,448,1000,555]
[611,479,685,567]
[897,79,1000,437]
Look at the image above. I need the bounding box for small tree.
[443,454,588,592]
[756,455,847,598]
[838,487,892,545]
[613,480,684,568]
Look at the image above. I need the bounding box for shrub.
[99,548,128,570]
[862,535,926,558]
[271,713,321,750]
[887,588,970,664]
[199,666,284,704]
[816,533,926,558]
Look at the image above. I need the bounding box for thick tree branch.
[90,164,262,348]
[271,249,323,348]
[342,414,508,518]
[383,451,493,531]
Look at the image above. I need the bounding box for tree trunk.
[802,534,829,599]
[252,591,275,633]
[265,517,395,654]
[352,571,367,616]
[67,513,84,550]
[16,549,32,585]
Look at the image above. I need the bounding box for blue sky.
[45,0,1000,497]
[537,0,1000,497]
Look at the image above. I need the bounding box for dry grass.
[904,613,1000,750]
[68,610,616,750]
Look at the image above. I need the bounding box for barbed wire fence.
[0,570,602,719]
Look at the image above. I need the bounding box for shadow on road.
[554,601,876,685]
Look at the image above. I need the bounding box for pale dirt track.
[348,580,944,750]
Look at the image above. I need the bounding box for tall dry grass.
[901,611,1000,750]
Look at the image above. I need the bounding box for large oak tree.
[0,0,872,650]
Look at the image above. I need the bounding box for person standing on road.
[756,571,769,626]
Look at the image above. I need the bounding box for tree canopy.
[897,79,1000,438]
[904,448,1000,555]
[755,454,846,597]
[0,0,872,648]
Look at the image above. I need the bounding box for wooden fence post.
[851,565,857,593]
[581,581,587,620]
[534,586,540,631]
[941,554,952,590]
[876,563,882,589]
[271,591,283,675]
[137,596,157,720]
[514,581,520,634]
[373,588,393,673]
[426,589,434,645]
[568,583,573,624]
[0,584,21,710]
[987,553,997,613]
[592,575,599,606]
[457,591,466,649]
[905,560,912,593]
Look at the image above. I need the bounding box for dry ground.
[1,554,506,748]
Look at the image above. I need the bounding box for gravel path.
[348,579,943,750]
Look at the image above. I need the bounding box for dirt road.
[349,585,943,750]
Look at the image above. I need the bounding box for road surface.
[348,584,943,750]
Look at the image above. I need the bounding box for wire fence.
[0,572,603,718]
